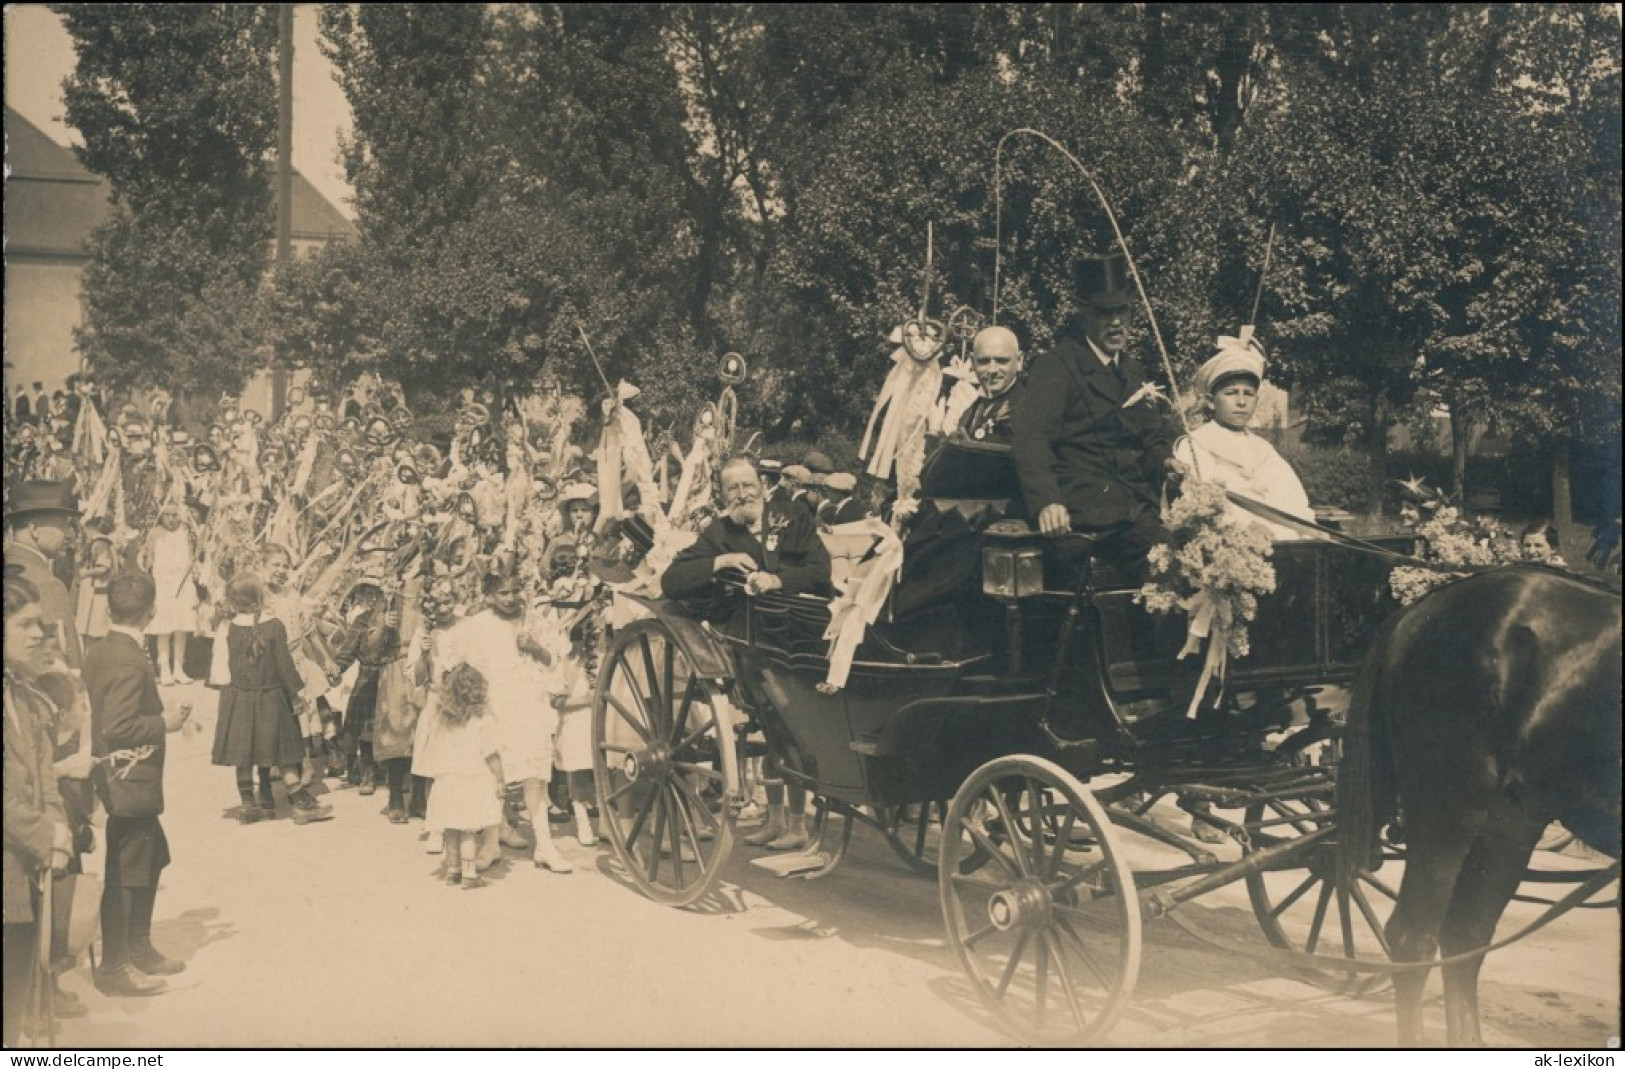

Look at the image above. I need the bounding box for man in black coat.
[662,456,832,632]
[1010,252,1182,576]
[83,571,191,997]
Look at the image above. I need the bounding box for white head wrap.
[1194,325,1266,396]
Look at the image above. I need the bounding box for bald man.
[958,326,1025,444]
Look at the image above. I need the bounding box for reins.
[1160,860,1620,977]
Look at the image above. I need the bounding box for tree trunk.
[1551,440,1573,528]
[1365,395,1390,519]
[1450,408,1473,500]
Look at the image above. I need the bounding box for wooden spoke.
[604,776,641,806]
[1268,872,1320,920]
[664,795,686,892]
[638,634,663,721]
[671,761,725,784]
[1360,872,1400,902]
[661,640,675,730]
[669,676,697,748]
[1044,930,1088,1030]
[606,694,653,744]
[1338,886,1357,959]
[1032,931,1050,1031]
[669,773,722,833]
[1304,879,1334,956]
[963,818,1022,881]
[1349,884,1393,957]
[1052,914,1112,988]
[962,921,997,949]
[950,873,1009,896]
[987,788,1034,878]
[995,931,1031,1001]
[624,780,662,852]
[645,793,669,885]
[1048,857,1109,898]
[1045,808,1078,882]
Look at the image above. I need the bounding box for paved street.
[49,680,1620,1049]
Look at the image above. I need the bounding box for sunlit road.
[47,680,1620,1049]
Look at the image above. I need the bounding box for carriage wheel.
[940,756,1141,1045]
[882,801,947,875]
[1242,794,1397,995]
[593,619,740,908]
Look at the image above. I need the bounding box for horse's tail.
[1337,612,1403,877]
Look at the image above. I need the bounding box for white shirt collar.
[1085,338,1116,369]
[107,623,146,642]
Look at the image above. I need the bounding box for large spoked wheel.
[1242,793,1397,995]
[593,619,740,908]
[939,756,1141,1046]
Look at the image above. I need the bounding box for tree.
[53,3,278,396]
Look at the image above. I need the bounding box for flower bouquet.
[1137,478,1277,716]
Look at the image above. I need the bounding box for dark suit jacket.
[83,630,168,819]
[662,498,832,625]
[1010,338,1175,532]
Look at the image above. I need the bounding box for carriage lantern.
[981,520,1045,600]
[982,520,1046,674]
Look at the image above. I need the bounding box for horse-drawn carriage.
[591,437,1618,1045]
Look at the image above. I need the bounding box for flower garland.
[1136,478,1277,716]
[1388,488,1563,605]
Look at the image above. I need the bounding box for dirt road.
[50,681,1619,1049]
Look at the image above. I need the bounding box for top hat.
[5,480,79,521]
[1074,252,1135,309]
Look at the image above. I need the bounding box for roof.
[5,106,110,258]
[4,105,356,256]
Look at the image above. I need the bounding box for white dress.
[552,656,594,773]
[421,713,503,833]
[145,525,200,633]
[433,610,559,782]
[1173,422,1315,541]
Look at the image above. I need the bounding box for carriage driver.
[1010,252,1185,578]
[661,456,832,631]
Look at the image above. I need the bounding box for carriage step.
[750,851,835,878]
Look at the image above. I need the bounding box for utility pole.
[271,1,295,420]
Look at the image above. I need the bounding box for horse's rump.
[1337,566,1623,873]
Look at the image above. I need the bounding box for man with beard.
[661,457,831,850]
[1010,252,1183,578]
[662,456,832,632]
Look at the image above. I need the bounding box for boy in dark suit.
[82,571,191,997]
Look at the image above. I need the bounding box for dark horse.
[1337,565,1621,1047]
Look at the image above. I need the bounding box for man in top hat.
[958,325,1025,444]
[83,570,192,997]
[4,481,83,672]
[1010,252,1181,576]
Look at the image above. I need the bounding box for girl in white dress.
[417,662,506,889]
[1173,331,1314,542]
[142,501,199,684]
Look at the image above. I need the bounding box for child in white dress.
[142,502,199,684]
[416,662,505,889]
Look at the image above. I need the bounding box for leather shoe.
[131,948,186,976]
[94,963,168,997]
